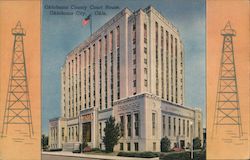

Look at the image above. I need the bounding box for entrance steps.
[63,142,81,152]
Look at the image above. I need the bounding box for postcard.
[0,0,249,160]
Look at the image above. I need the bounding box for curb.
[42,152,160,160]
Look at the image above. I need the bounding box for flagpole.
[90,15,92,36]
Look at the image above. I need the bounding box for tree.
[193,137,201,149]
[160,136,171,152]
[41,134,49,149]
[103,116,120,152]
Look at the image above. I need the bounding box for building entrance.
[82,122,91,142]
[180,140,185,149]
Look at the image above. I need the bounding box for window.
[105,56,108,108]
[133,24,136,30]
[153,142,156,151]
[111,52,114,106]
[76,126,78,141]
[99,53,102,110]
[117,48,120,99]
[133,59,136,65]
[133,80,136,87]
[110,31,113,52]
[120,116,124,137]
[144,58,147,64]
[144,23,147,43]
[93,44,96,107]
[178,118,181,135]
[104,35,107,54]
[183,120,185,135]
[60,128,64,141]
[187,120,189,137]
[133,68,136,75]
[99,122,102,139]
[198,121,201,138]
[133,48,136,55]
[175,38,178,103]
[127,143,131,151]
[152,113,156,136]
[170,35,173,102]
[163,115,166,136]
[120,143,124,151]
[134,113,139,136]
[144,79,148,87]
[155,22,159,96]
[117,26,120,47]
[144,68,147,74]
[168,117,171,136]
[166,33,169,100]
[174,117,176,136]
[133,24,136,44]
[127,115,131,137]
[134,143,139,151]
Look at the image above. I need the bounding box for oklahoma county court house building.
[48,6,203,152]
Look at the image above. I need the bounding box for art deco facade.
[49,6,203,152]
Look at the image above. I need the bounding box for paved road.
[42,154,98,160]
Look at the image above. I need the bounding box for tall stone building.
[48,6,203,152]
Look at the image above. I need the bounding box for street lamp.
[190,121,194,159]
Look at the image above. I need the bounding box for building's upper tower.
[61,6,184,118]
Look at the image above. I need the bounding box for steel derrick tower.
[212,21,243,138]
[1,21,34,137]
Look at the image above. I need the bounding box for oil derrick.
[1,21,34,137]
[212,21,242,138]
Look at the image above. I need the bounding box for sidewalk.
[42,151,160,160]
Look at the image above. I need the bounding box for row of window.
[68,125,78,142]
[154,21,184,104]
[144,23,148,88]
[162,115,193,137]
[132,23,137,95]
[120,142,139,151]
[50,127,58,141]
[119,142,157,151]
[64,26,121,117]
[120,113,140,138]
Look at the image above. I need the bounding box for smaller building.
[49,93,203,152]
[48,117,67,149]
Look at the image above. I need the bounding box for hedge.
[48,148,62,152]
[160,150,206,160]
[117,151,159,158]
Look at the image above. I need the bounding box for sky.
[42,0,206,135]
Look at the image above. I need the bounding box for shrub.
[83,146,92,152]
[82,141,88,149]
[117,151,159,158]
[91,148,101,152]
[193,137,202,149]
[49,148,62,152]
[160,151,206,160]
[160,152,190,160]
[72,150,81,153]
[160,137,171,152]
[139,152,159,158]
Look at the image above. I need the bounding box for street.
[42,154,98,160]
